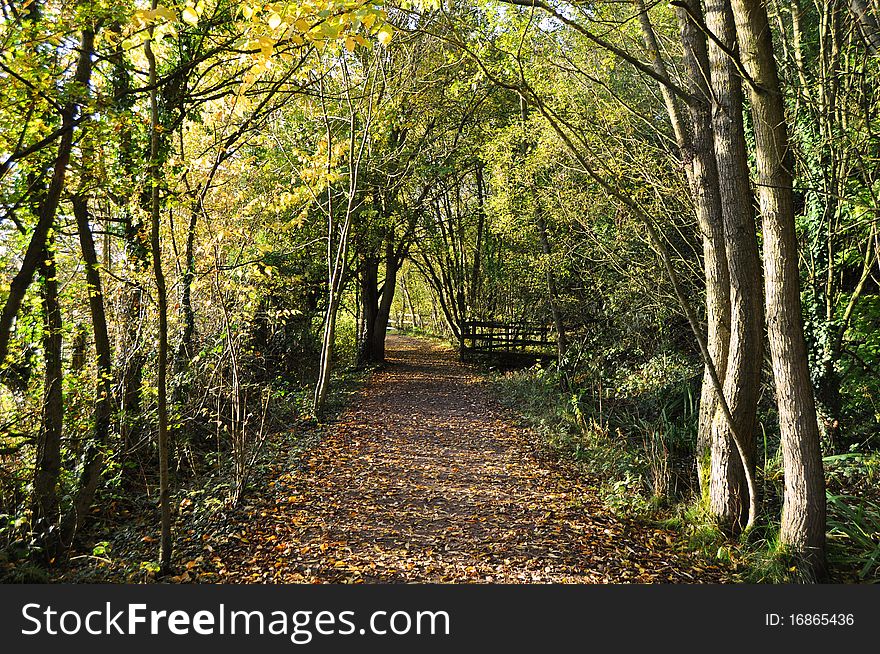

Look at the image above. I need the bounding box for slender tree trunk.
[62,197,114,545]
[31,232,63,540]
[314,215,353,416]
[175,202,199,373]
[145,14,172,575]
[730,0,827,579]
[702,0,764,532]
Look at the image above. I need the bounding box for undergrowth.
[493,362,880,584]
[0,364,371,584]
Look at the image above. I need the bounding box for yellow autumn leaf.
[258,36,273,52]
[241,5,254,19]
[345,36,356,52]
[268,12,282,30]
[155,5,176,22]
[377,26,393,46]
[181,7,199,25]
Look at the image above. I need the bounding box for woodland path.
[215,336,728,583]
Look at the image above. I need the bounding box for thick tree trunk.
[730,0,827,579]
[358,235,400,365]
[642,1,732,500]
[358,255,381,365]
[374,237,401,361]
[31,232,63,539]
[673,3,733,501]
[849,0,880,54]
[703,0,764,533]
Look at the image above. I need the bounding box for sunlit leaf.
[181,7,199,26]
[377,25,393,46]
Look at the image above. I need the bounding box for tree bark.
[702,0,764,533]
[358,254,381,365]
[175,202,199,374]
[314,212,353,416]
[849,0,880,54]
[640,1,732,501]
[0,28,95,368]
[730,0,827,579]
[358,233,401,365]
[145,13,172,574]
[61,197,115,545]
[31,232,63,539]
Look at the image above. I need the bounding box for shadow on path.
[220,336,728,583]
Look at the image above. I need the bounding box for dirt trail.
[219,336,727,583]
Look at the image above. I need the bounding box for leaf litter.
[206,336,730,584]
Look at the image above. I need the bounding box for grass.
[492,365,669,517]
[492,362,880,584]
[823,452,880,582]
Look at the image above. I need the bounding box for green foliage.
[493,351,700,518]
[826,492,880,581]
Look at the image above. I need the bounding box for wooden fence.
[460,320,556,355]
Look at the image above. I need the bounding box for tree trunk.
[31,232,63,541]
[373,236,401,362]
[0,28,95,368]
[358,255,381,365]
[703,0,764,533]
[849,0,880,54]
[62,196,113,543]
[174,202,199,375]
[358,234,401,365]
[119,215,148,456]
[61,197,115,545]
[642,1,732,501]
[145,16,172,575]
[314,215,353,416]
[730,0,827,579]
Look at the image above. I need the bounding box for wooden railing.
[460,320,556,355]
